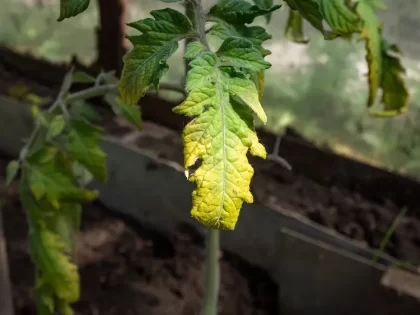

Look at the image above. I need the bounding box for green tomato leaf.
[6,160,19,186]
[25,146,98,208]
[47,115,66,141]
[67,119,107,183]
[69,102,101,122]
[58,0,90,21]
[184,41,207,59]
[370,41,409,117]
[250,71,265,101]
[209,23,272,57]
[20,185,79,303]
[284,9,309,44]
[71,71,96,84]
[355,0,386,106]
[53,203,81,256]
[173,47,267,230]
[217,37,271,72]
[209,0,281,25]
[252,0,274,23]
[119,8,193,105]
[104,94,142,130]
[285,0,338,40]
[319,0,361,35]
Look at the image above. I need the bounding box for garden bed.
[0,155,277,315]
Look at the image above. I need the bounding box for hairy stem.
[200,228,220,315]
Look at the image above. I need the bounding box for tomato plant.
[5,0,409,314]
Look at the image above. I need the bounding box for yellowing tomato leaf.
[173,45,267,230]
[119,8,192,104]
[20,185,79,303]
[355,0,386,106]
[370,41,409,117]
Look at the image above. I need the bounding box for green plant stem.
[200,228,220,315]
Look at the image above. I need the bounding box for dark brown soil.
[0,156,278,315]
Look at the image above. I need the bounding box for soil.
[0,156,278,315]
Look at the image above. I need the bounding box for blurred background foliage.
[2,0,420,178]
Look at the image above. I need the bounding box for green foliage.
[118,9,193,105]
[251,0,275,23]
[208,0,280,25]
[319,0,361,35]
[58,0,90,21]
[11,67,141,314]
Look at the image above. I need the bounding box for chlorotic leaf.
[284,9,309,44]
[319,0,361,35]
[173,47,267,230]
[209,0,281,25]
[370,41,409,117]
[25,146,98,207]
[58,0,90,21]
[119,9,193,105]
[252,0,274,23]
[20,184,79,303]
[355,0,386,106]
[6,160,19,186]
[67,119,107,183]
[217,37,271,72]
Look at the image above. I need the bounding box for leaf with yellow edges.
[173,41,268,230]
[354,0,386,106]
[370,40,409,117]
